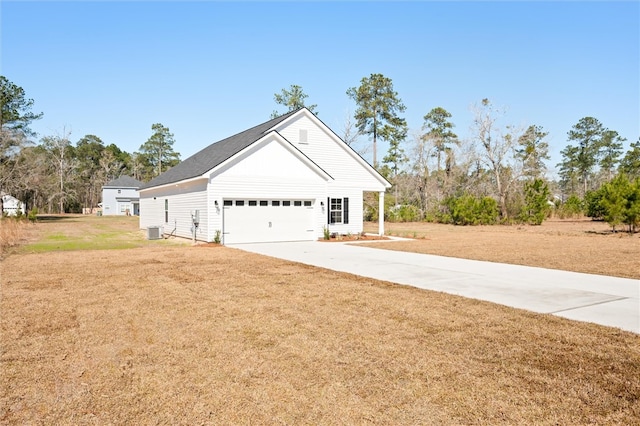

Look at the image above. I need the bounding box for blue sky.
[2,1,638,177]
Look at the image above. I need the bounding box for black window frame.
[328,197,349,224]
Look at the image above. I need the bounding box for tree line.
[275,77,640,231]
[1,76,180,213]
[2,75,639,231]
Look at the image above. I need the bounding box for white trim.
[378,191,385,236]
[139,175,208,193]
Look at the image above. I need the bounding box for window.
[283,200,291,207]
[259,200,268,206]
[304,201,312,207]
[294,201,302,206]
[330,198,342,224]
[235,200,244,206]
[223,200,232,206]
[328,197,349,224]
[164,199,169,223]
[248,200,257,206]
[117,189,121,194]
[272,200,280,206]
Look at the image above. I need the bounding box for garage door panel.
[223,200,314,244]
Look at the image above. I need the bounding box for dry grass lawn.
[1,216,639,424]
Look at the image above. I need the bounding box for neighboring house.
[1,194,25,216]
[139,108,390,244]
[101,176,143,216]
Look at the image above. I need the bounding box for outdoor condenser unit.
[147,226,162,240]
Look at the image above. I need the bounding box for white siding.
[274,113,386,235]
[102,187,139,216]
[139,179,208,241]
[1,195,25,216]
[207,136,329,241]
[322,188,364,235]
[274,114,388,192]
[140,110,387,243]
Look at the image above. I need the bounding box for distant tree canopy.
[271,85,317,118]
[0,75,43,135]
[2,73,638,228]
[0,76,43,211]
[139,123,180,177]
[347,73,407,169]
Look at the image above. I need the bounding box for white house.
[101,176,143,216]
[138,108,391,244]
[1,194,25,216]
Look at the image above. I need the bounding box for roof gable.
[270,109,391,189]
[103,175,144,188]
[140,109,299,190]
[210,131,332,181]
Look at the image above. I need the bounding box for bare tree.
[41,128,77,213]
[470,99,523,219]
[409,130,435,214]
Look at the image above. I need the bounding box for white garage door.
[223,199,315,244]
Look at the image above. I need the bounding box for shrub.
[323,226,331,240]
[518,179,552,225]
[445,194,499,226]
[585,189,606,220]
[388,204,422,222]
[556,195,583,219]
[213,229,221,244]
[27,208,38,223]
[600,174,640,233]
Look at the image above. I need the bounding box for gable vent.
[299,129,308,144]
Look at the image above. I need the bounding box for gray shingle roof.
[140,109,300,190]
[104,175,144,188]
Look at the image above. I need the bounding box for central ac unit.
[147,226,162,240]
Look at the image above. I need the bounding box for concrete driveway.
[231,240,640,334]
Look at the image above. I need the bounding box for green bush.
[445,194,499,225]
[557,195,583,219]
[27,208,38,223]
[600,174,640,233]
[585,189,606,220]
[388,204,422,222]
[518,179,552,225]
[213,229,221,244]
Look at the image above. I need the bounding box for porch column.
[378,191,385,236]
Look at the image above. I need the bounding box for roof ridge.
[140,108,307,190]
